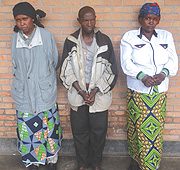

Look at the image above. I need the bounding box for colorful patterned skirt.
[127,88,167,170]
[17,104,62,167]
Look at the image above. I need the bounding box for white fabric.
[47,153,58,164]
[120,28,178,94]
[16,26,43,49]
[32,154,58,166]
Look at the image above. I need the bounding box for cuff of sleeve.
[136,71,145,80]
[69,78,78,92]
[162,68,169,77]
[95,84,104,95]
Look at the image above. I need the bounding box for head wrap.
[138,2,160,20]
[12,2,46,32]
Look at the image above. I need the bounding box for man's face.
[78,11,96,35]
[15,14,34,36]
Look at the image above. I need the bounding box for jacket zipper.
[149,43,157,94]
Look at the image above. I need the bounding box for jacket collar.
[69,28,107,47]
[16,26,43,49]
[137,27,158,39]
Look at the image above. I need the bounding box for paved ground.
[0,155,180,170]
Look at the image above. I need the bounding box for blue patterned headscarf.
[138,2,160,20]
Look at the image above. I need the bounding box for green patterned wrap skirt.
[17,103,62,167]
[127,87,167,170]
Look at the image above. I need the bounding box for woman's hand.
[142,75,155,87]
[152,73,166,85]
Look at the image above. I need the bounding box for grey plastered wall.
[0,138,180,157]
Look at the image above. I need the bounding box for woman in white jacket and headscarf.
[120,2,178,170]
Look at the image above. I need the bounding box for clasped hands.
[78,87,99,106]
[142,73,166,87]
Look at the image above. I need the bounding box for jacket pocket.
[11,78,24,104]
[94,91,112,110]
[155,44,168,64]
[12,59,17,76]
[39,75,57,103]
[68,87,84,106]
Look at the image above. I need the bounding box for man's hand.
[78,90,90,104]
[73,81,99,106]
[87,87,99,106]
[73,81,90,103]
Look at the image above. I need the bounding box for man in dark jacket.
[60,6,117,170]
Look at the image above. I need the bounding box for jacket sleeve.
[95,36,118,94]
[59,38,78,90]
[163,32,178,77]
[50,34,60,70]
[120,32,142,79]
[11,33,17,76]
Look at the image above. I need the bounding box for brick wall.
[0,0,180,141]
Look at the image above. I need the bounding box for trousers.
[70,105,108,168]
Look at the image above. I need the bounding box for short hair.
[78,6,95,19]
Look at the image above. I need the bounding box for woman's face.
[15,14,34,36]
[139,14,159,34]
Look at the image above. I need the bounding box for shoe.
[48,163,56,170]
[30,165,39,170]
[75,167,86,170]
[93,166,101,170]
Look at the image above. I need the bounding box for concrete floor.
[0,155,180,170]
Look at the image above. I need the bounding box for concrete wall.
[0,0,180,142]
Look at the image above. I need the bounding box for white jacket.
[120,28,178,94]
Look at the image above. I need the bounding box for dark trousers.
[70,105,108,168]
